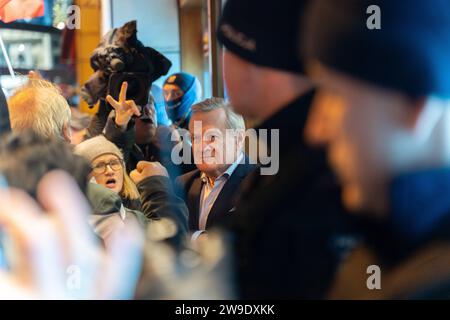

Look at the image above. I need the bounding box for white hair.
[8,78,71,141]
[191,97,245,131]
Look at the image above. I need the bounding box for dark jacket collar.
[186,158,256,231]
[389,168,450,243]
[256,89,316,154]
[360,168,450,265]
[206,161,257,230]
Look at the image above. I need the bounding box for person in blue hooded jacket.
[163,72,203,130]
[151,84,172,127]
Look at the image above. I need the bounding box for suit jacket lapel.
[206,163,253,229]
[188,176,203,230]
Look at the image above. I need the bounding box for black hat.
[303,0,450,97]
[217,0,309,74]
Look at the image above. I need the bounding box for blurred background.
[0,0,227,114]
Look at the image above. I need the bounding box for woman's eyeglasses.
[92,159,123,174]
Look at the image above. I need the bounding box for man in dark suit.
[176,98,256,237]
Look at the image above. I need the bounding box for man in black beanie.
[217,0,357,299]
[303,0,450,298]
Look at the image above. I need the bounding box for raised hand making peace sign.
[106,82,142,128]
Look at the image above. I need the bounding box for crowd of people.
[0,0,450,300]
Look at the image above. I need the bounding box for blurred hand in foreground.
[0,171,144,300]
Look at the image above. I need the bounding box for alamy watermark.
[66,264,81,291]
[366,265,381,290]
[65,5,81,30]
[54,5,81,30]
[366,5,381,30]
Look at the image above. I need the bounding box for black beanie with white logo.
[217,0,309,74]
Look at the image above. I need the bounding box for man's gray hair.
[8,78,71,141]
[192,97,245,130]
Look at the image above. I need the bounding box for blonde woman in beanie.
[75,135,140,209]
[75,135,190,249]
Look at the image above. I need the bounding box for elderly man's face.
[189,108,243,178]
[306,64,419,214]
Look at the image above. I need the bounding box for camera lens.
[108,72,150,107]
[111,58,125,72]
[126,77,141,99]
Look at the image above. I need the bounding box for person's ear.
[235,129,245,152]
[405,97,427,130]
[406,97,445,144]
[305,91,344,147]
[63,122,72,143]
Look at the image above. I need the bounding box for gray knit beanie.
[74,135,124,164]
